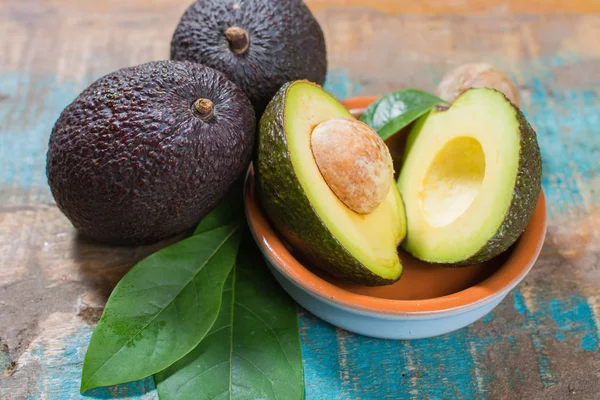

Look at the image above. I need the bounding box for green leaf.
[155,234,304,400]
[359,89,445,140]
[80,220,243,392]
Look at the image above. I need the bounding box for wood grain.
[0,0,598,399]
[308,0,600,15]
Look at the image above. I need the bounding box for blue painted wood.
[24,327,156,400]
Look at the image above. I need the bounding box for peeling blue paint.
[520,60,598,216]
[298,311,345,400]
[481,312,494,325]
[17,327,156,399]
[399,329,479,399]
[513,288,557,389]
[512,288,600,390]
[324,68,365,100]
[300,314,481,400]
[549,297,599,352]
[0,72,82,187]
[513,290,529,316]
[514,290,599,352]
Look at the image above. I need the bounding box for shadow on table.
[71,232,185,320]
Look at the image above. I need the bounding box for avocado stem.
[194,98,214,121]
[225,26,250,55]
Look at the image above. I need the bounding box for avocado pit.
[310,117,394,214]
[436,63,521,106]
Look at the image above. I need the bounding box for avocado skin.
[405,89,542,266]
[459,90,542,265]
[171,0,327,116]
[47,61,255,245]
[255,82,398,286]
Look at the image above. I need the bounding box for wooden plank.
[307,0,600,15]
[5,0,600,17]
[0,0,598,398]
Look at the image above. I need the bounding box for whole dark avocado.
[170,0,327,115]
[47,60,255,245]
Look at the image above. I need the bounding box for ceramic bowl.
[245,96,547,340]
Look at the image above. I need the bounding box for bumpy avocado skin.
[47,61,255,245]
[458,90,542,265]
[171,0,327,116]
[255,82,398,286]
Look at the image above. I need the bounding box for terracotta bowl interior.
[246,96,547,314]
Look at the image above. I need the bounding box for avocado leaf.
[80,194,244,393]
[155,234,304,400]
[359,89,445,140]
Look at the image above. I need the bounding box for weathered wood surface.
[0,0,599,398]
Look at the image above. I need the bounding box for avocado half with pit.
[398,88,542,265]
[255,81,406,286]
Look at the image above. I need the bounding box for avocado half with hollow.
[398,88,542,265]
[255,81,406,286]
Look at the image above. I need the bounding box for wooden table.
[1,0,599,398]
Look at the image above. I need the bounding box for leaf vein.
[174,360,230,398]
[190,275,200,319]
[234,352,279,400]
[234,302,295,372]
[204,324,231,339]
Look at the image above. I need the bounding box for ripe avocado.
[47,61,255,245]
[255,81,406,286]
[398,88,542,265]
[171,0,327,116]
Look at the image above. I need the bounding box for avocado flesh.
[398,88,541,264]
[256,81,405,285]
